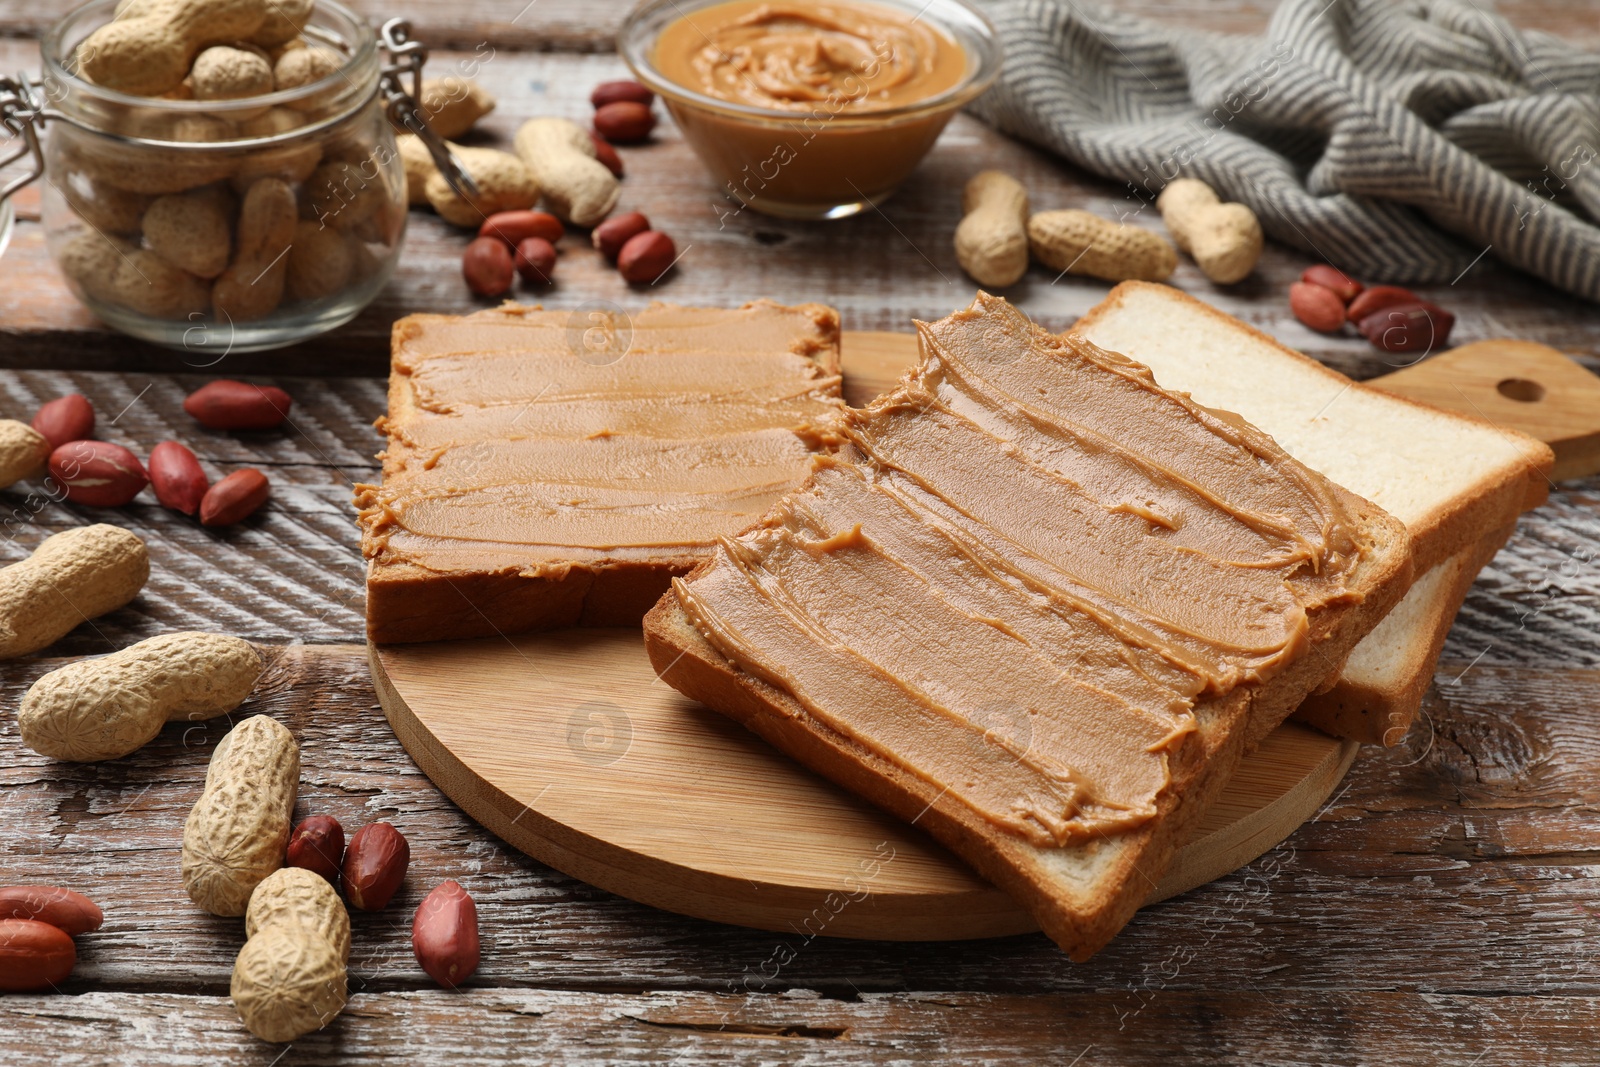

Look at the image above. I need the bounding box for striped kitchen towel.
[968,0,1600,301]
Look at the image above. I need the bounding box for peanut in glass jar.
[25,0,413,353]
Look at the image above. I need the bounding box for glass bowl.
[620,0,1003,219]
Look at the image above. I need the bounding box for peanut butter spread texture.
[356,301,844,642]
[652,0,967,113]
[673,294,1373,848]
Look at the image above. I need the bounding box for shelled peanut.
[0,886,103,993]
[0,920,76,992]
[1291,265,1455,353]
[591,81,657,146]
[49,440,149,507]
[149,441,209,515]
[0,886,104,937]
[201,469,272,527]
[464,210,564,295]
[462,236,516,297]
[286,816,346,884]
[233,815,474,1036]
[413,880,480,989]
[588,132,624,179]
[32,394,94,450]
[184,379,292,430]
[592,211,650,260]
[9,388,276,526]
[278,816,482,991]
[53,0,407,326]
[445,78,685,295]
[342,822,410,911]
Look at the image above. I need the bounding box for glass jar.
[1,0,451,353]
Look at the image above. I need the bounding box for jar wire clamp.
[379,18,479,201]
[0,74,46,205]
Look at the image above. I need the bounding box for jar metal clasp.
[376,18,478,201]
[0,74,46,205]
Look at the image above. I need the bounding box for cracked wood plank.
[2,44,1598,377]
[0,0,1594,50]
[1,646,1597,1002]
[1,989,1597,1065]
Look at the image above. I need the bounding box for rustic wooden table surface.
[2,1,1598,1063]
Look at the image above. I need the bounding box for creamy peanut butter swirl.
[651,1,967,113]
[357,301,845,571]
[674,294,1371,848]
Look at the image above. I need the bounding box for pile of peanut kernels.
[399,77,681,296]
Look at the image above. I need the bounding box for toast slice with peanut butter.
[356,300,846,644]
[1073,283,1552,744]
[645,293,1413,959]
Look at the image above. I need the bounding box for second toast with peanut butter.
[645,293,1414,959]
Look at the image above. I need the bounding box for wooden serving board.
[1371,338,1600,482]
[373,631,1357,940]
[368,329,1363,941]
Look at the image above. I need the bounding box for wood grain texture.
[3,43,1599,378]
[3,988,1599,1066]
[1375,339,1600,481]
[0,2,1598,1057]
[0,0,1595,50]
[2,648,1598,998]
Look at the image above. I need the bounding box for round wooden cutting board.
[372,631,1356,941]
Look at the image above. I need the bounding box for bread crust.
[1294,522,1515,745]
[366,557,690,645]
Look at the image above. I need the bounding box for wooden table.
[2,2,1598,1063]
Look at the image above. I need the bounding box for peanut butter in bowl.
[651,2,969,113]
[621,0,1002,219]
